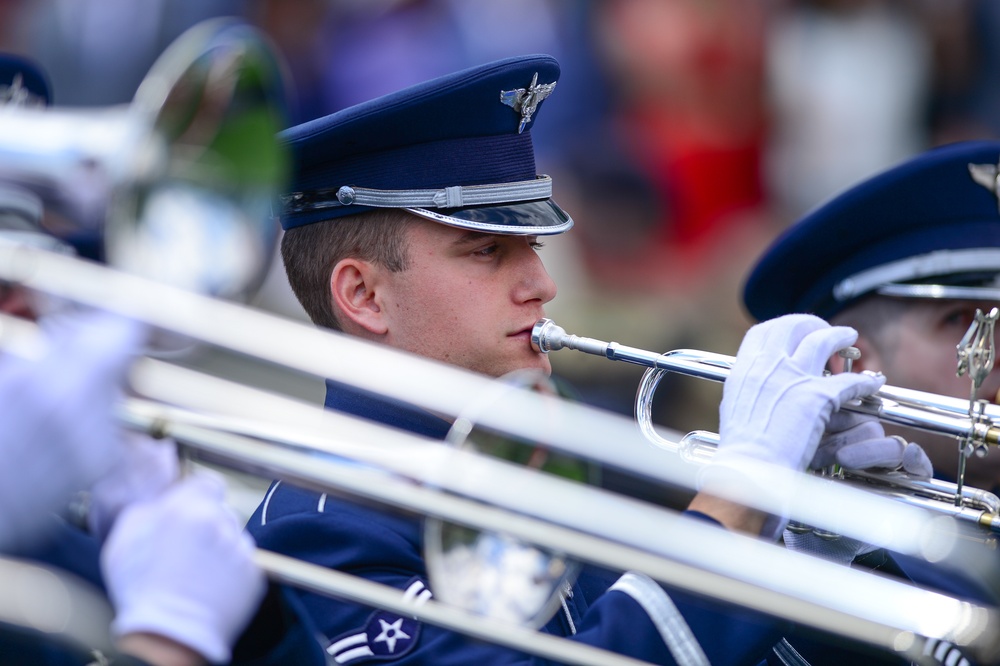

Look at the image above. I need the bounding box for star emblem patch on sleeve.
[326,609,421,663]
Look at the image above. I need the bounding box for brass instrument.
[0,18,287,302]
[531,317,1000,535]
[1,21,1000,665]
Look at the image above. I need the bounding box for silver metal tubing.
[129,352,979,564]
[255,550,653,666]
[0,287,987,563]
[118,366,1000,664]
[534,317,1000,535]
[1,247,1000,660]
[679,430,1000,535]
[531,318,1000,448]
[0,244,960,556]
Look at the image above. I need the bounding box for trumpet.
[0,17,287,302]
[531,318,1000,534]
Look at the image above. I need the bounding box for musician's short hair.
[280,208,415,331]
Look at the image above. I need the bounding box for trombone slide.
[119,375,1000,665]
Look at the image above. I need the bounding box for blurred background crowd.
[4,0,1000,438]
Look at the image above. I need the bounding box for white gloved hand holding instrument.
[102,470,266,665]
[701,314,889,538]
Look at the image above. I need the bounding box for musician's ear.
[330,258,388,338]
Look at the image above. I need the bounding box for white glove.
[0,310,143,549]
[102,470,266,664]
[812,411,933,478]
[781,528,878,566]
[87,431,180,541]
[704,315,886,539]
[785,412,932,565]
[716,314,886,472]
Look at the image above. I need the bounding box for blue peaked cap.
[0,52,50,107]
[277,54,572,235]
[744,141,1000,321]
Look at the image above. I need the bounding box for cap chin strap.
[833,248,1000,302]
[282,175,552,214]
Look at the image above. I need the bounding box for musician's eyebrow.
[449,231,497,248]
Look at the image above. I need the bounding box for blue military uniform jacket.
[246,380,788,665]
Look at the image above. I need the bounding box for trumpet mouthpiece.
[531,318,565,353]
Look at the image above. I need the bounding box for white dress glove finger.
[792,326,858,375]
[790,325,861,377]
[901,441,934,479]
[828,436,906,471]
[816,371,886,413]
[825,409,878,435]
[0,311,145,549]
[737,313,830,358]
[811,418,886,469]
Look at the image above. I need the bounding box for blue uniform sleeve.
[230,582,329,666]
[248,484,787,665]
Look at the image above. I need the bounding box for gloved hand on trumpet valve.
[813,410,933,478]
[715,313,887,473]
[102,469,266,666]
[700,314,897,538]
[0,309,145,550]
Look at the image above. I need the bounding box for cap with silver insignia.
[744,140,1000,321]
[277,54,569,235]
[0,52,50,108]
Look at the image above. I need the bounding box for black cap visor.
[406,198,572,236]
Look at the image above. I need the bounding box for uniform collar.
[324,379,452,440]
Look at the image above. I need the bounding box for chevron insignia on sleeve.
[327,609,421,663]
[326,579,432,663]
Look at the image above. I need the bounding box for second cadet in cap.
[745,140,1000,492]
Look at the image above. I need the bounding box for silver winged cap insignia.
[500,72,557,134]
[1,74,30,107]
[969,160,1000,214]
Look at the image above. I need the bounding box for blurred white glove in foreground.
[0,310,143,549]
[87,431,180,541]
[102,470,266,664]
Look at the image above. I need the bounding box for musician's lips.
[509,326,534,342]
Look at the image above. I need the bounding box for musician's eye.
[942,308,975,331]
[472,243,498,258]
